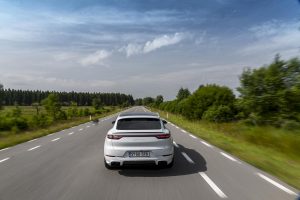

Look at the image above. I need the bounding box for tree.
[41,93,62,120]
[0,83,3,110]
[155,95,164,106]
[32,102,40,115]
[176,87,191,101]
[143,97,155,105]
[92,98,103,110]
[237,56,300,125]
[181,84,236,120]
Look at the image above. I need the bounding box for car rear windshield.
[116,118,162,130]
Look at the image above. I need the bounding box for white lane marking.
[0,148,10,152]
[220,152,241,164]
[189,134,197,139]
[27,145,41,151]
[92,124,95,126]
[181,152,194,164]
[28,139,37,143]
[199,172,228,198]
[173,141,179,148]
[68,132,74,135]
[47,134,53,137]
[86,125,90,128]
[78,128,83,131]
[175,126,179,129]
[181,129,187,133]
[201,141,213,148]
[51,138,60,142]
[256,173,297,196]
[0,157,10,163]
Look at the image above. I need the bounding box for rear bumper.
[104,153,174,166]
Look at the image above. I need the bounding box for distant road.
[0,106,298,200]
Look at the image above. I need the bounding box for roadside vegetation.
[139,56,300,189]
[0,88,133,149]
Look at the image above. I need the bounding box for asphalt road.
[0,106,298,200]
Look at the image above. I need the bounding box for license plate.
[129,151,150,157]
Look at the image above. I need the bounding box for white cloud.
[241,20,300,58]
[120,32,187,57]
[119,43,143,57]
[80,50,111,66]
[143,32,185,53]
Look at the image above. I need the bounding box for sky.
[0,0,299,99]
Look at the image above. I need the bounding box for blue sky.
[0,0,299,99]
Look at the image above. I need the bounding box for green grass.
[152,108,300,190]
[0,106,123,150]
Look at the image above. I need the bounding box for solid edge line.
[256,173,297,195]
[199,172,228,198]
[181,152,194,164]
[0,148,10,152]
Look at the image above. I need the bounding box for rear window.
[116,118,162,130]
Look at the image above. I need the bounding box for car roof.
[118,112,159,117]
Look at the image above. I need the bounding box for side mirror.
[162,120,168,124]
[112,121,115,124]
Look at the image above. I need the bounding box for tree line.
[143,56,300,129]
[0,87,134,133]
[0,89,134,107]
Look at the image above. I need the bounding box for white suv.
[104,112,174,169]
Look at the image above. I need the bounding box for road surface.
[0,106,298,200]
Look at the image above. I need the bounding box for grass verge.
[0,107,123,150]
[152,108,300,190]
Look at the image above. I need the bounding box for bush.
[281,120,300,130]
[202,105,234,122]
[31,113,51,127]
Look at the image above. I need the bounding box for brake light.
[156,134,170,139]
[107,134,123,140]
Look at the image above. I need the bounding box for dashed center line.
[68,132,74,135]
[181,152,194,164]
[0,157,10,163]
[27,145,41,151]
[199,172,228,198]
[78,128,83,131]
[201,141,213,148]
[256,173,297,196]
[220,152,241,164]
[86,125,90,128]
[189,134,197,139]
[173,141,179,148]
[52,138,60,142]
